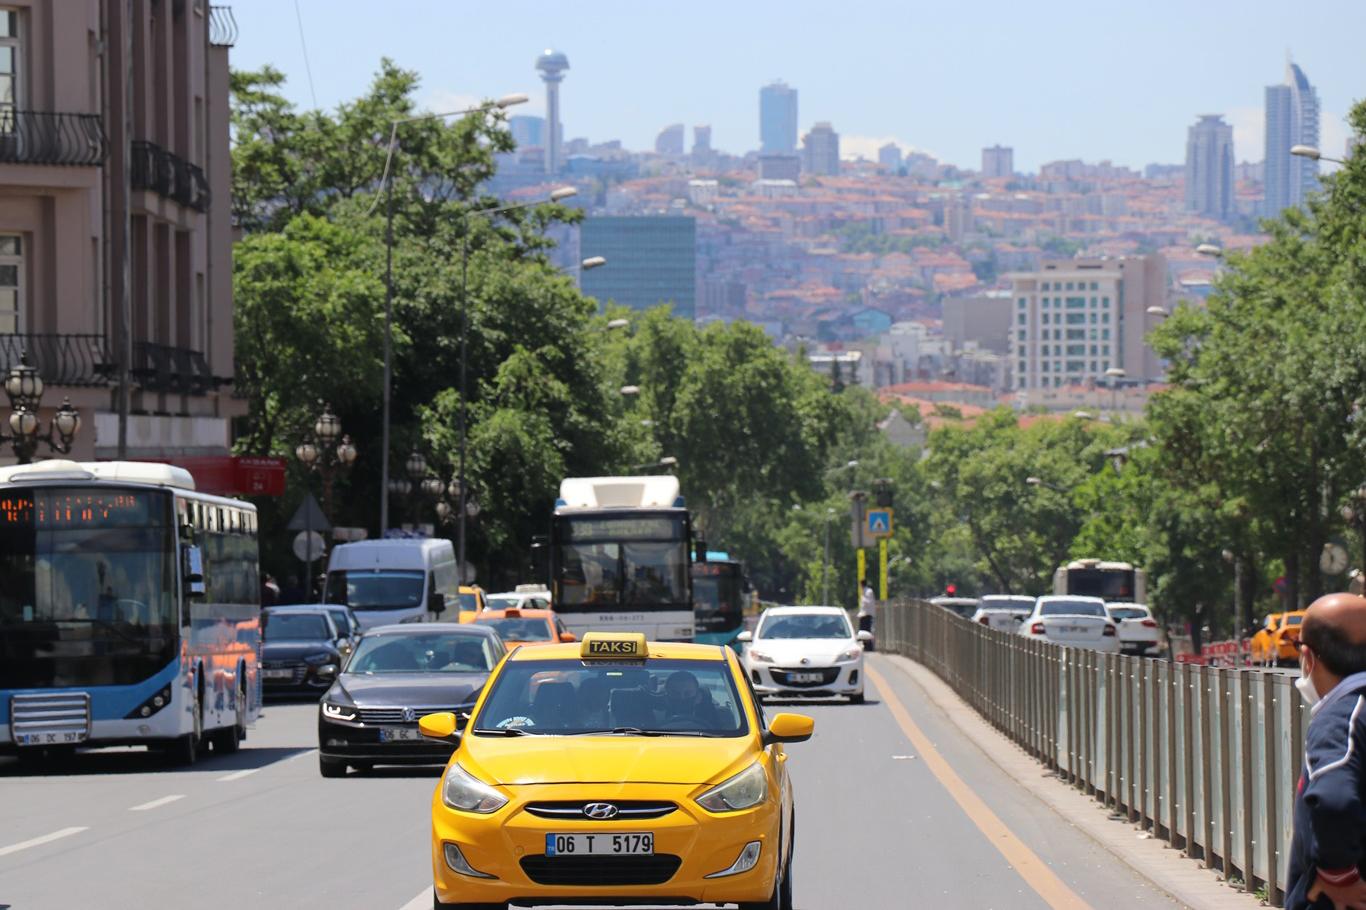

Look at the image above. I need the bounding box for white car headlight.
[321,701,356,721]
[747,649,774,664]
[695,762,768,813]
[837,647,862,662]
[442,764,508,814]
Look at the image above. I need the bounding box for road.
[0,655,1184,910]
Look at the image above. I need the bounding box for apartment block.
[580,216,697,319]
[0,0,242,461]
[1008,256,1167,390]
[981,145,1013,178]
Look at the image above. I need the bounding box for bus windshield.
[325,570,424,610]
[693,562,745,632]
[0,487,177,688]
[553,514,689,611]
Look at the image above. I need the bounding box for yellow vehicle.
[1250,611,1307,666]
[418,632,811,909]
[456,586,486,623]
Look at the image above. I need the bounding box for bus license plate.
[378,727,424,743]
[545,833,653,856]
[17,731,87,746]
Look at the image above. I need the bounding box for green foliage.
[834,221,944,255]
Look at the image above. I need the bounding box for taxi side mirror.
[736,630,753,643]
[559,631,577,643]
[763,713,814,746]
[419,712,461,743]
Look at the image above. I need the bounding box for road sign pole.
[879,538,888,601]
[856,548,866,599]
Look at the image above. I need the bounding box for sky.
[228,0,1365,173]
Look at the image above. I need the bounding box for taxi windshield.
[473,658,749,738]
[476,616,553,641]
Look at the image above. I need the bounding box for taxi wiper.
[472,726,537,736]
[588,727,721,737]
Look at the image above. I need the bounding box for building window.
[1053,329,1062,340]
[1017,330,1026,341]
[1090,312,1097,324]
[0,234,21,333]
[1065,296,1086,309]
[1042,282,1050,291]
[1018,361,1026,375]
[1066,312,1085,325]
[1041,361,1050,372]
[1090,361,1098,372]
[0,7,18,123]
[1065,282,1074,290]
[1090,345,1098,356]
[1067,329,1085,340]
[1102,313,1110,324]
[1102,329,1110,340]
[1018,313,1026,325]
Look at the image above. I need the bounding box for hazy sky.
[229,0,1364,172]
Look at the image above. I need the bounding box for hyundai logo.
[402,707,416,723]
[800,657,810,665]
[583,802,619,820]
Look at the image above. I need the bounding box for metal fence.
[880,600,1310,905]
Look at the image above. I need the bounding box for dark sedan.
[316,623,505,777]
[261,606,345,696]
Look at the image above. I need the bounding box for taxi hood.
[461,734,756,786]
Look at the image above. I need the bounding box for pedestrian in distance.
[858,583,877,652]
[1287,592,1366,910]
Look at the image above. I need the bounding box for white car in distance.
[1017,596,1119,653]
[970,594,1036,632]
[739,605,872,704]
[1105,602,1159,655]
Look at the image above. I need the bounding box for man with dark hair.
[1287,592,1366,910]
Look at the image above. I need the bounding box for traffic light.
[945,583,957,596]
[873,478,894,508]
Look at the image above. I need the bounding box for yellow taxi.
[470,608,576,651]
[455,585,486,623]
[1250,610,1307,666]
[418,632,811,909]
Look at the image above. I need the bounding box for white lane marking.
[128,794,186,812]
[398,887,432,910]
[216,768,261,782]
[0,826,89,858]
[284,748,318,763]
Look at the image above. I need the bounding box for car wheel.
[739,820,790,910]
[319,756,347,778]
[849,692,865,704]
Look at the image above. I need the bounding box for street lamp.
[295,402,358,586]
[606,318,630,331]
[1291,144,1347,166]
[0,352,81,463]
[1146,305,1169,318]
[581,256,607,270]
[1194,243,1223,258]
[620,385,641,397]
[1104,367,1126,415]
[375,93,528,537]
[1342,484,1366,585]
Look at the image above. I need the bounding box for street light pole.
[822,508,833,604]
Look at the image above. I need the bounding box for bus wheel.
[167,678,203,766]
[212,675,247,754]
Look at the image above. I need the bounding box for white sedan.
[970,594,1036,632]
[1017,596,1119,653]
[1106,602,1160,655]
[739,605,872,703]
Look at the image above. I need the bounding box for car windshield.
[1283,614,1303,626]
[264,613,329,641]
[324,570,424,610]
[458,592,480,612]
[476,616,553,641]
[474,658,747,737]
[757,612,851,640]
[347,632,495,673]
[1108,607,1147,620]
[1040,601,1107,617]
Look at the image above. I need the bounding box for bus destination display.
[0,490,153,528]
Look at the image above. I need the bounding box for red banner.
[157,456,287,497]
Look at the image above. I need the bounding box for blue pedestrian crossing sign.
[867,508,894,538]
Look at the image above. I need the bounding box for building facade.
[654,123,684,156]
[981,145,1013,179]
[0,0,241,461]
[877,142,901,171]
[759,81,797,154]
[579,216,697,319]
[1184,114,1234,221]
[1008,256,1167,391]
[1264,60,1319,216]
[508,114,544,150]
[802,122,839,176]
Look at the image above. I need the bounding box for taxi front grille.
[771,667,840,687]
[520,854,681,886]
[524,800,677,820]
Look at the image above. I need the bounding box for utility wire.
[292,0,319,109]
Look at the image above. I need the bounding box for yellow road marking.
[867,664,1093,910]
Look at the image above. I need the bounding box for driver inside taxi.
[663,670,718,726]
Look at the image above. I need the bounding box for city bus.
[0,460,262,765]
[1053,558,1147,604]
[692,551,748,649]
[549,475,696,641]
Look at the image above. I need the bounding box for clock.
[1321,542,1350,576]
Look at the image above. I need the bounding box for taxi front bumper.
[430,782,780,906]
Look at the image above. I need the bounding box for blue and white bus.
[692,552,748,649]
[549,475,696,642]
[0,460,261,765]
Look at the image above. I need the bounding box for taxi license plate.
[545,833,653,856]
[262,669,293,679]
[17,730,87,746]
[378,727,424,743]
[788,672,823,683]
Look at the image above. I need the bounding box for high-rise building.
[580,217,697,319]
[535,49,570,174]
[981,145,1014,178]
[759,81,798,154]
[1008,256,1168,391]
[878,142,902,171]
[0,1,242,463]
[655,123,685,156]
[1184,115,1234,221]
[508,115,545,150]
[802,122,840,176]
[692,125,712,156]
[1264,60,1320,216]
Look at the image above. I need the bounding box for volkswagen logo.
[583,802,619,820]
[402,707,416,723]
[799,657,810,665]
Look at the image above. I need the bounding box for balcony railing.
[132,341,226,396]
[0,334,114,386]
[130,140,211,212]
[208,5,238,47]
[0,110,108,166]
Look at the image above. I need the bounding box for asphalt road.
[0,655,1186,910]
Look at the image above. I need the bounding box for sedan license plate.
[262,669,293,679]
[788,672,824,683]
[545,832,653,857]
[378,726,424,743]
[17,730,87,746]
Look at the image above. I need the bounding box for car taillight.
[1102,624,1117,637]
[979,616,990,626]
[1141,619,1157,628]
[1031,622,1046,635]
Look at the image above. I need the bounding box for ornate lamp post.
[1,353,81,463]
[1342,484,1366,591]
[294,403,358,522]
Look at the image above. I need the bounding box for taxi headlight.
[322,701,356,721]
[696,762,767,813]
[747,649,774,664]
[838,647,862,662]
[442,764,508,814]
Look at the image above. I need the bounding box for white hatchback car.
[739,605,872,703]
[1017,595,1119,653]
[1105,602,1160,655]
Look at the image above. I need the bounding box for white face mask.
[1295,670,1321,706]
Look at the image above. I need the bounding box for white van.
[322,539,459,630]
